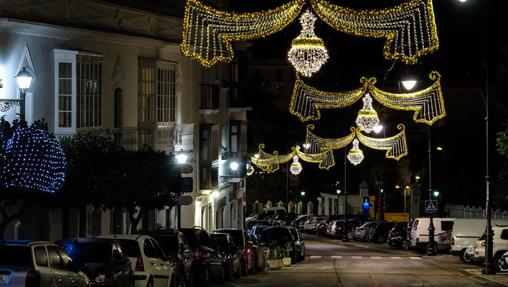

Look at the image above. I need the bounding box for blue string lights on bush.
[1,122,66,193]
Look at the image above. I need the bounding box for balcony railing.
[200,84,220,110]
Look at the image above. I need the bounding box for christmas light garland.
[290,71,445,125]
[181,0,305,68]
[311,0,439,64]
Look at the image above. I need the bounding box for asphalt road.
[221,234,505,287]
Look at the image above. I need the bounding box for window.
[143,239,156,258]
[34,247,48,267]
[77,53,103,128]
[139,59,176,125]
[501,229,508,240]
[441,221,454,232]
[230,123,239,154]
[47,246,63,268]
[54,50,103,133]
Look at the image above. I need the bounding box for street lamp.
[433,190,440,198]
[0,67,33,118]
[300,191,306,197]
[230,161,239,171]
[373,124,384,134]
[176,152,188,164]
[401,78,417,91]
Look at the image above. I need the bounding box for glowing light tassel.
[288,10,329,77]
[355,93,380,133]
[290,155,303,175]
[347,139,364,166]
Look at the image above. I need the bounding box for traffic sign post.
[425,200,438,214]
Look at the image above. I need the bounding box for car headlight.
[94,274,106,284]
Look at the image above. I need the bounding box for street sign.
[181,177,193,193]
[425,200,438,214]
[177,195,193,206]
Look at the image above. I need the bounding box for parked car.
[180,227,225,285]
[259,226,304,263]
[271,213,298,226]
[245,233,267,273]
[57,238,132,287]
[210,233,241,280]
[328,219,362,239]
[213,228,254,275]
[150,229,194,287]
[387,222,408,248]
[245,220,271,234]
[367,222,395,244]
[288,227,305,261]
[291,215,314,231]
[409,217,455,252]
[99,234,174,287]
[354,222,377,241]
[303,216,326,234]
[450,219,508,261]
[468,226,508,271]
[0,240,90,287]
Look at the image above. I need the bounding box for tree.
[0,118,65,240]
[59,132,123,236]
[110,148,181,233]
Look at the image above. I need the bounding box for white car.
[100,235,175,287]
[0,240,90,287]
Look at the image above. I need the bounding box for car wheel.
[495,252,508,272]
[461,250,473,264]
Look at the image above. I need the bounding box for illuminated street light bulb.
[395,185,401,189]
[373,124,384,134]
[336,189,341,194]
[176,152,188,164]
[347,139,364,166]
[436,146,444,151]
[290,155,303,175]
[401,79,417,91]
[355,94,380,133]
[303,143,311,150]
[230,161,239,171]
[288,9,329,77]
[380,189,384,194]
[301,191,306,196]
[433,190,440,198]
[15,67,33,90]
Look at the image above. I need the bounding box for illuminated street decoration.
[251,124,408,172]
[355,94,380,133]
[289,155,303,175]
[290,71,445,125]
[181,0,305,68]
[347,139,364,166]
[311,0,439,64]
[288,9,329,77]
[1,123,66,193]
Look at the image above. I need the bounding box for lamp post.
[176,150,188,229]
[336,188,341,215]
[0,67,33,119]
[342,149,348,242]
[427,127,436,256]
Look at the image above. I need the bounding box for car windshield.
[0,245,32,266]
[215,230,244,247]
[261,228,293,243]
[180,230,199,248]
[117,240,140,258]
[63,242,111,263]
[154,236,179,254]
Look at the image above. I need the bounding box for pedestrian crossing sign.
[425,200,438,214]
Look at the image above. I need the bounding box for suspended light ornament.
[355,93,380,133]
[347,139,364,166]
[288,9,329,77]
[290,155,303,175]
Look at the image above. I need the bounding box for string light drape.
[290,71,445,125]
[181,0,305,68]
[311,0,439,64]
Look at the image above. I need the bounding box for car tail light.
[25,270,40,287]
[135,255,144,272]
[193,248,203,261]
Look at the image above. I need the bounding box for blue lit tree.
[0,118,67,240]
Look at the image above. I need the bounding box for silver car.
[0,241,90,287]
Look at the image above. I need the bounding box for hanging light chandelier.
[355,93,380,133]
[347,139,364,166]
[288,9,329,77]
[290,155,303,175]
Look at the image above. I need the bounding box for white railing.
[445,204,508,220]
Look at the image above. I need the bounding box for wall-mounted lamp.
[0,67,33,117]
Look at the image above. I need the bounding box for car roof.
[2,240,53,246]
[58,238,117,244]
[98,234,148,241]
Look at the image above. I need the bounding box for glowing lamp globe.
[15,68,33,90]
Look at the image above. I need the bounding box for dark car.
[245,232,267,272]
[210,233,242,280]
[367,222,395,243]
[271,213,298,226]
[246,220,271,234]
[180,227,225,285]
[57,238,132,287]
[388,222,408,248]
[259,226,303,263]
[150,229,194,287]
[214,228,254,275]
